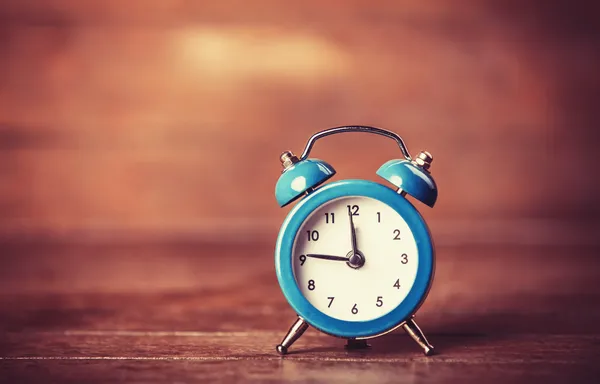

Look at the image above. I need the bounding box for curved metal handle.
[299,125,412,161]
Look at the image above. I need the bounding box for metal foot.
[402,318,435,356]
[276,317,309,355]
[345,338,371,350]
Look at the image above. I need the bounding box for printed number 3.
[401,253,408,264]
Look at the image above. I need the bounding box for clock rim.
[275,179,435,339]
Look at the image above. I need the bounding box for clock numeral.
[393,279,401,289]
[351,303,358,314]
[376,296,383,307]
[308,280,315,291]
[401,253,408,264]
[377,212,381,223]
[327,297,335,308]
[393,229,401,240]
[299,254,306,266]
[347,205,359,216]
[325,212,335,224]
[306,230,319,241]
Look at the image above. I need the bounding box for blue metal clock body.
[273,125,438,355]
[275,179,435,338]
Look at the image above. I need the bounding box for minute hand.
[349,210,358,255]
[305,254,349,262]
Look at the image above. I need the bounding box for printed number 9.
[299,254,306,266]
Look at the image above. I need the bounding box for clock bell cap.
[376,159,438,207]
[275,158,336,207]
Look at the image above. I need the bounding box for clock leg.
[276,317,309,355]
[402,318,435,356]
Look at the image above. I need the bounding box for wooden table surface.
[1,241,600,383]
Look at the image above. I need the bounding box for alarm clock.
[274,125,438,356]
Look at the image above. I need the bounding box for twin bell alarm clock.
[274,125,438,355]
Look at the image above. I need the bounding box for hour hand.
[305,254,349,262]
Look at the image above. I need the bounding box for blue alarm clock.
[274,126,438,356]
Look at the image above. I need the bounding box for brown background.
[1,1,600,382]
[1,0,599,244]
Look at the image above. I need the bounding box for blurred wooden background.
[0,0,599,243]
[2,2,600,382]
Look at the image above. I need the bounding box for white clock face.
[292,196,418,322]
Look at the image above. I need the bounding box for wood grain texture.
[1,241,600,382]
[3,356,599,384]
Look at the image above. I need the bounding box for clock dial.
[292,196,418,322]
